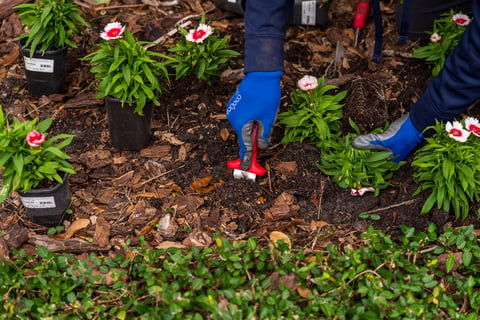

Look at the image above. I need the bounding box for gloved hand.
[226,71,283,170]
[352,114,424,162]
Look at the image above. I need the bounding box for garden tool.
[227,122,267,181]
[354,0,371,47]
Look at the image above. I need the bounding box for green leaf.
[445,253,455,273]
[37,245,49,258]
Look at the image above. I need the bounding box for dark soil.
[1,0,479,253]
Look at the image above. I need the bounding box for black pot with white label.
[19,173,71,227]
[20,44,68,97]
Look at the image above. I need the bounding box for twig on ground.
[140,164,185,185]
[144,20,192,48]
[360,199,417,215]
[317,178,326,219]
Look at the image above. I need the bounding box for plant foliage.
[412,120,480,219]
[412,10,471,76]
[15,0,90,56]
[318,119,403,195]
[167,16,240,83]
[1,225,480,319]
[83,28,170,115]
[0,107,75,203]
[278,76,346,148]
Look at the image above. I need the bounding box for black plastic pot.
[20,44,67,97]
[105,96,154,151]
[19,173,71,227]
[396,0,472,42]
[212,0,329,26]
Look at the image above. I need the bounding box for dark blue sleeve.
[410,0,480,131]
[243,0,294,73]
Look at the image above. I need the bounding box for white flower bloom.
[465,117,480,136]
[100,22,125,40]
[350,187,375,196]
[297,75,318,91]
[452,13,470,26]
[446,121,470,142]
[185,24,213,43]
[430,32,442,43]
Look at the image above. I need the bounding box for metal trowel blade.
[232,169,257,181]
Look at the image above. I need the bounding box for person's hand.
[226,71,282,170]
[352,114,424,162]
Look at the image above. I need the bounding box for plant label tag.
[20,196,56,209]
[24,57,54,73]
[301,1,316,25]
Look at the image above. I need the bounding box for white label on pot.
[24,57,54,73]
[227,0,235,2]
[301,1,316,25]
[20,196,56,209]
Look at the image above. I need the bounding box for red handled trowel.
[227,122,267,181]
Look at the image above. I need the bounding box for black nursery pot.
[19,173,71,227]
[396,0,472,42]
[105,96,154,151]
[20,44,67,97]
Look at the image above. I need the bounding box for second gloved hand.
[352,114,424,162]
[226,71,283,170]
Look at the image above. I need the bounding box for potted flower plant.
[412,10,472,76]
[167,16,240,84]
[14,0,90,96]
[0,107,76,226]
[82,22,171,151]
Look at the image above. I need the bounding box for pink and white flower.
[430,32,442,43]
[297,75,318,91]
[26,130,45,148]
[446,121,470,142]
[465,117,480,136]
[452,13,470,26]
[185,24,212,43]
[100,22,125,40]
[350,187,375,197]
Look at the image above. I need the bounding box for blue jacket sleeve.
[243,0,294,73]
[410,0,480,131]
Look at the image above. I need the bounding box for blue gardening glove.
[352,114,424,162]
[226,71,283,169]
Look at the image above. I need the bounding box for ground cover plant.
[0,225,479,319]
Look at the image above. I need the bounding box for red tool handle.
[227,122,267,176]
[353,1,370,29]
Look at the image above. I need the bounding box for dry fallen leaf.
[269,231,292,249]
[311,221,329,228]
[297,286,312,298]
[183,231,213,248]
[157,241,187,250]
[190,176,216,193]
[54,218,90,240]
[0,50,20,66]
[178,145,188,161]
[138,216,160,236]
[437,252,463,272]
[219,128,230,141]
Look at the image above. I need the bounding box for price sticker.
[24,57,54,73]
[20,196,56,209]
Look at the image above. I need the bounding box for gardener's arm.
[353,0,480,162]
[226,0,294,170]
